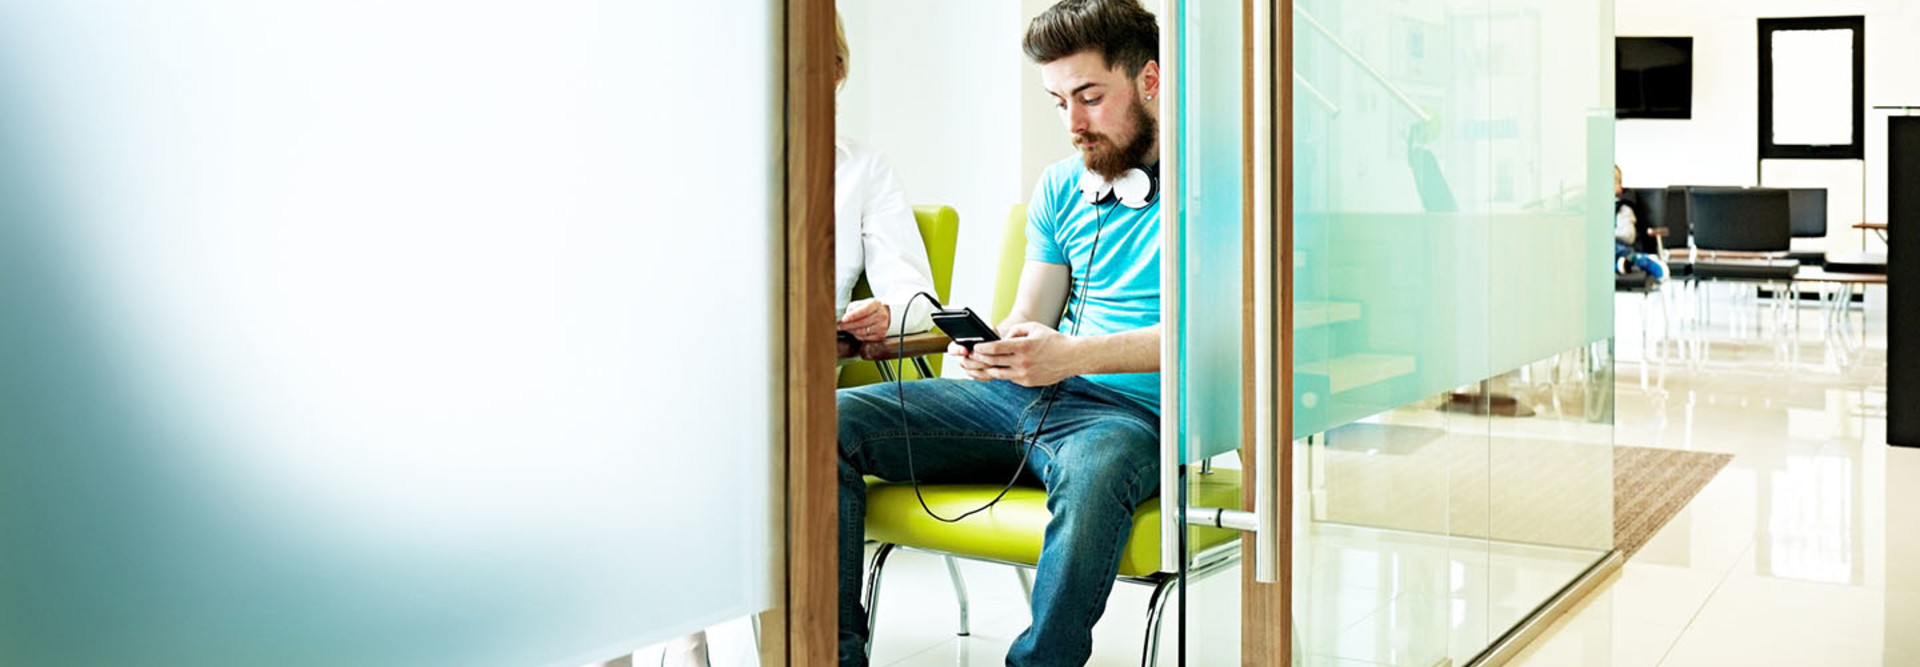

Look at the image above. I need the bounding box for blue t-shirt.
[1025,155,1162,415]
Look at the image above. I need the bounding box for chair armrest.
[861,332,953,362]
[1669,248,1789,262]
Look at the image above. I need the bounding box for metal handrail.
[1294,4,1431,123]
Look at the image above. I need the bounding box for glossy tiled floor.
[635,284,1916,666]
[1509,284,1920,667]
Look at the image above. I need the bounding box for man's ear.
[1137,60,1161,101]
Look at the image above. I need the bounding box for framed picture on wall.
[1758,15,1866,160]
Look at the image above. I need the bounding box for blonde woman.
[831,12,937,345]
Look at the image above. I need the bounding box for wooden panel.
[761,0,838,664]
[1242,0,1294,664]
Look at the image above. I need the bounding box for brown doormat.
[1614,445,1734,559]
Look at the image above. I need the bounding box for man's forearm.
[1066,324,1161,375]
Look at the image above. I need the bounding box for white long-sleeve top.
[835,136,936,335]
[1615,202,1638,245]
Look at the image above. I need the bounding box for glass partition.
[1169,0,1248,662]
[0,2,779,665]
[1289,0,1615,663]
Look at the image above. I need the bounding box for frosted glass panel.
[0,2,776,666]
[1771,29,1855,146]
[1176,0,1246,464]
[1292,0,1614,438]
[1291,0,1614,663]
[1172,0,1247,663]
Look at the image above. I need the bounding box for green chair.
[860,205,1245,667]
[839,205,959,388]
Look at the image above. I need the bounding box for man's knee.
[836,384,898,454]
[1044,425,1159,500]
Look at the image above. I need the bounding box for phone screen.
[931,308,999,349]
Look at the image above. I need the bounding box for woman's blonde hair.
[834,11,850,87]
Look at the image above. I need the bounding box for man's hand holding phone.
[952,321,1079,387]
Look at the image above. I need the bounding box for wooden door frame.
[763,0,838,664]
[1242,0,1293,664]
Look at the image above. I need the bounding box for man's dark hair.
[1022,0,1159,76]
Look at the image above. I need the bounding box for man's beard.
[1073,93,1157,181]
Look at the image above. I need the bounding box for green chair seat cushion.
[864,468,1242,578]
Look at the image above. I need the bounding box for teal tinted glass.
[1171,2,1251,664]
[1174,0,1246,465]
[1292,1,1615,438]
[1290,0,1615,664]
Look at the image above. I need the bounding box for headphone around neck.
[1078,165,1159,208]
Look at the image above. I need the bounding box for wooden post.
[761,0,838,664]
[1242,0,1294,664]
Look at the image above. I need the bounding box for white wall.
[1616,0,1920,253]
[836,0,1025,360]
[1021,0,1077,201]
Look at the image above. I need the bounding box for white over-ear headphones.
[1078,167,1159,209]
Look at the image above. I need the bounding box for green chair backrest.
[839,205,959,388]
[989,204,1028,326]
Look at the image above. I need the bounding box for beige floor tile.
[1679,575,1886,655]
[1602,562,1727,630]
[1657,621,1886,667]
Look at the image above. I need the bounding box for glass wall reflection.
[1292,0,1616,663]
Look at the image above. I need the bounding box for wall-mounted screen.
[1617,36,1694,119]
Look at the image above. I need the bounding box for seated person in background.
[836,1,1165,665]
[830,20,937,343]
[1614,165,1668,279]
[654,10,935,667]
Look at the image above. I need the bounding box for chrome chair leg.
[1015,566,1034,603]
[912,356,935,380]
[1141,575,1180,667]
[943,555,971,636]
[863,543,897,656]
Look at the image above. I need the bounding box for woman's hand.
[838,298,892,342]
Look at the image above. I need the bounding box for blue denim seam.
[1015,384,1059,458]
[1058,449,1162,654]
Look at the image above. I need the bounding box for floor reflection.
[1511,286,1920,667]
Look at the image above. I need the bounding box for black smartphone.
[930,307,1000,350]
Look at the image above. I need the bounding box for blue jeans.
[837,377,1160,667]
[1615,242,1666,278]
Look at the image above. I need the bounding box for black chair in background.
[1625,188,1666,249]
[1786,188,1830,268]
[1684,187,1801,329]
[1686,186,1800,281]
[1825,251,1888,274]
[1635,187,1693,271]
[1661,185,1711,275]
